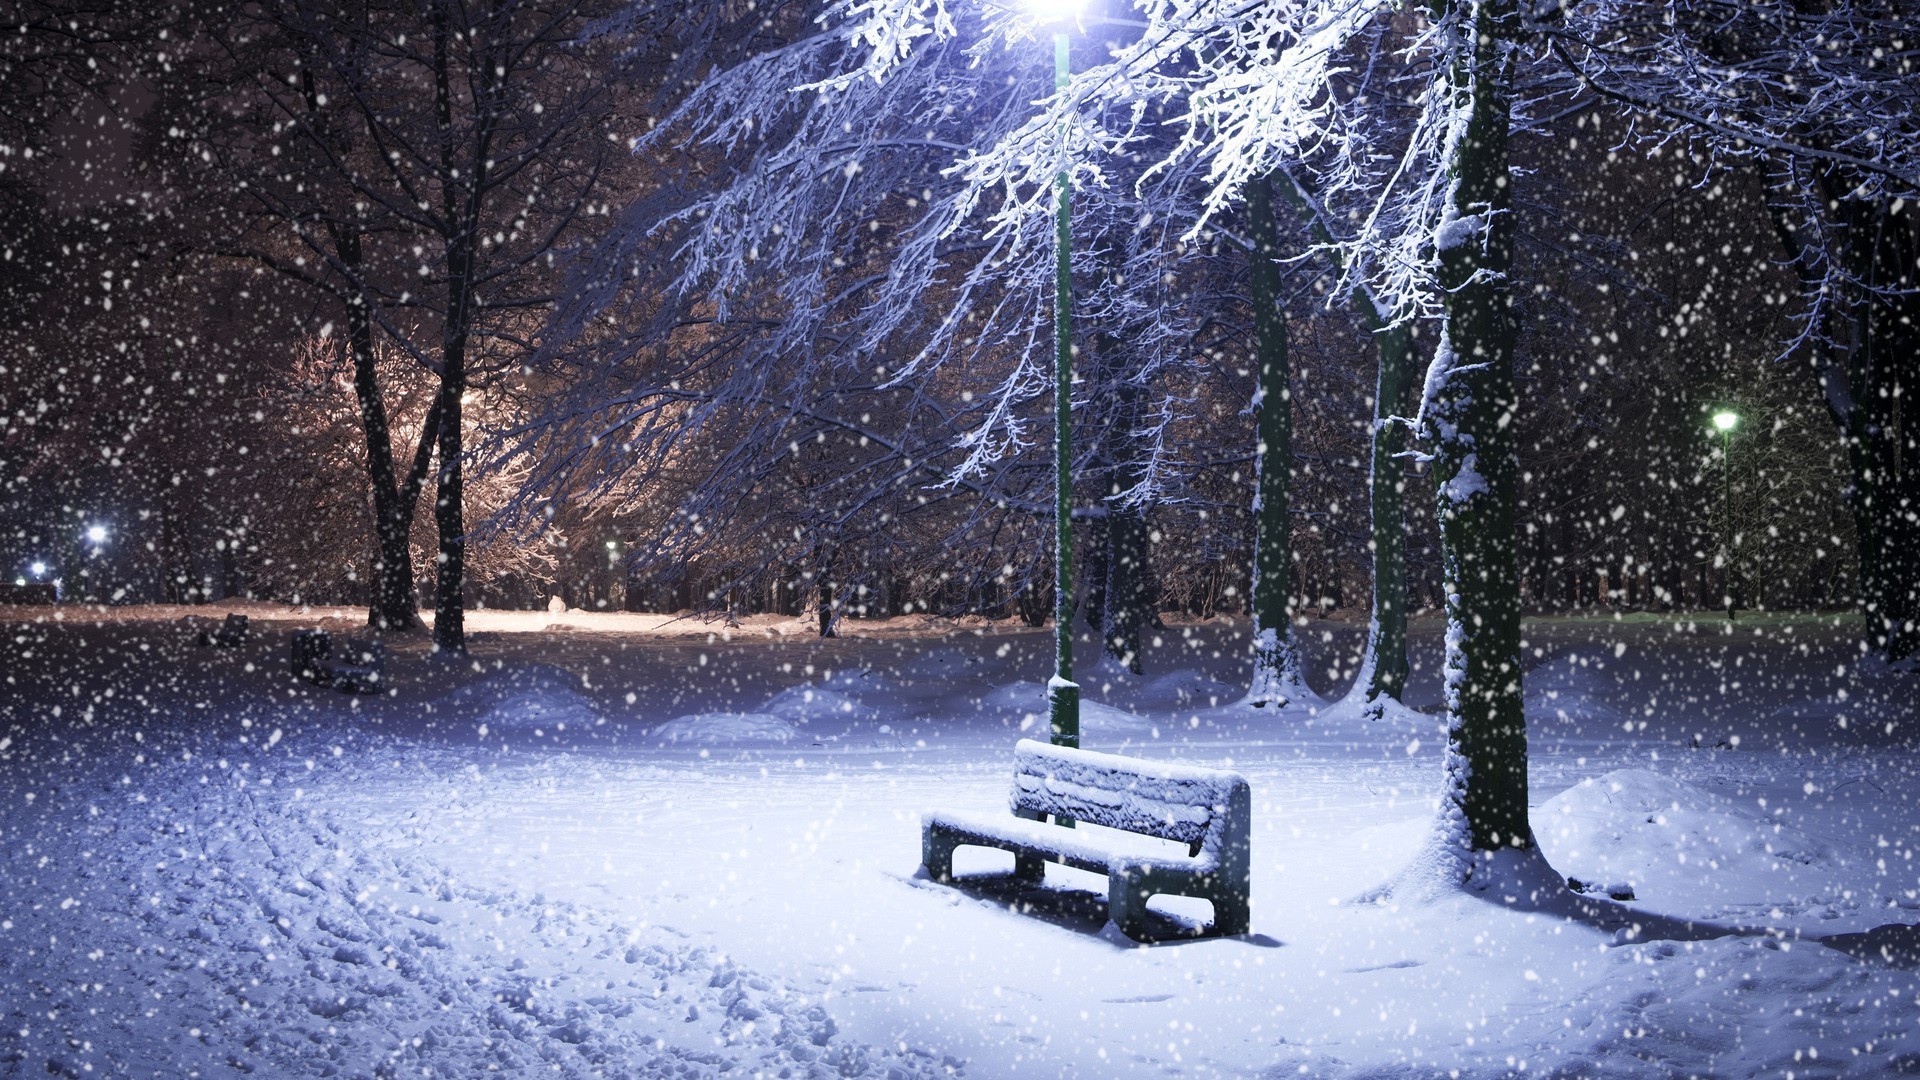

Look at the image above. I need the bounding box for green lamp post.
[1031,0,1081,749]
[1712,409,1739,620]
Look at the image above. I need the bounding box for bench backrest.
[1008,738,1247,849]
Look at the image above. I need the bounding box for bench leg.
[1013,850,1045,884]
[921,825,960,883]
[1108,868,1151,941]
[1211,892,1250,936]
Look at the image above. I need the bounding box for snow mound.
[651,711,798,744]
[1525,652,1629,725]
[443,663,601,733]
[444,662,583,705]
[485,688,601,733]
[763,685,878,726]
[982,681,1152,731]
[1537,769,1835,903]
[1141,668,1239,706]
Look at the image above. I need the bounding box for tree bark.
[1427,0,1531,856]
[1244,175,1310,708]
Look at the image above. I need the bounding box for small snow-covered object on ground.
[651,711,797,744]
[763,684,878,727]
[439,662,602,733]
[288,627,384,693]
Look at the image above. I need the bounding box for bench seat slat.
[922,809,1206,877]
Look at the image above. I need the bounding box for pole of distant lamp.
[1047,29,1080,751]
[1722,425,1734,621]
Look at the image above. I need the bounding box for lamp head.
[1024,0,1084,25]
[30,561,45,576]
[1711,410,1739,433]
[86,524,108,543]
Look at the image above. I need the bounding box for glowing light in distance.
[1025,0,1084,23]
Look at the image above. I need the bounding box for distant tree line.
[0,0,1906,675]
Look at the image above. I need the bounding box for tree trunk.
[428,9,476,657]
[1425,0,1532,862]
[338,229,433,633]
[1770,179,1918,661]
[817,550,840,638]
[1102,483,1152,675]
[1272,169,1414,711]
[1105,378,1144,672]
[1834,195,1917,660]
[1081,512,1109,637]
[1244,175,1310,708]
[1359,323,1414,711]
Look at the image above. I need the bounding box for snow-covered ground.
[3,604,1917,1077]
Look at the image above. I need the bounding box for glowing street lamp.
[1711,410,1739,620]
[1031,0,1082,750]
[85,524,108,546]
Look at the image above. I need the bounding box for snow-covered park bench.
[290,629,385,694]
[920,739,1251,939]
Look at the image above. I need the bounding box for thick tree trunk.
[1426,0,1532,860]
[1243,175,1310,708]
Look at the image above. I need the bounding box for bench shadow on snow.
[907,868,1284,949]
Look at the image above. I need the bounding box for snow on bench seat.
[920,739,1250,939]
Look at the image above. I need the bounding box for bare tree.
[161,0,631,650]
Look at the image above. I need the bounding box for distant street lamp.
[605,538,626,611]
[1031,0,1081,749]
[1712,410,1739,620]
[85,523,108,547]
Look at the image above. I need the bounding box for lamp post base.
[1047,676,1079,749]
